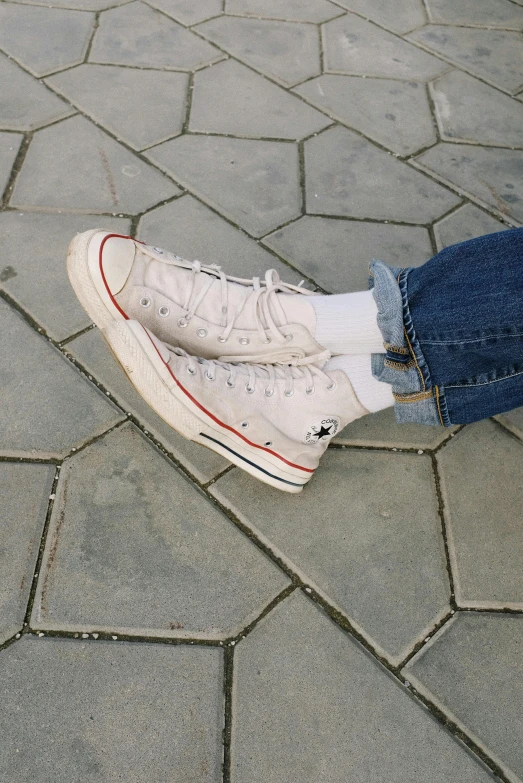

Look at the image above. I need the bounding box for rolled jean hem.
[369,260,448,427]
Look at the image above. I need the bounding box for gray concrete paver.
[11,115,180,214]
[496,407,523,441]
[0,298,123,459]
[334,408,458,449]
[0,213,131,342]
[304,126,460,223]
[426,0,523,29]
[12,0,129,9]
[144,0,223,25]
[295,74,436,156]
[0,133,23,195]
[0,464,55,645]
[331,0,427,34]
[0,3,95,78]
[437,420,523,608]
[225,0,342,22]
[405,612,523,782]
[212,450,451,662]
[32,423,289,636]
[47,65,189,151]
[433,204,507,250]
[231,592,494,783]
[0,636,223,782]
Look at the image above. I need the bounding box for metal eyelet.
[186,365,196,375]
[159,306,170,317]
[327,381,337,391]
[178,317,188,327]
[153,247,164,254]
[239,337,250,345]
[245,385,255,394]
[241,421,249,428]
[140,297,151,308]
[205,372,215,381]
[226,379,235,388]
[284,389,294,397]
[197,328,207,338]
[285,334,293,341]
[265,441,273,447]
[306,387,315,395]
[218,336,227,343]
[264,388,274,397]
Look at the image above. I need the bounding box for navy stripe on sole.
[199,433,307,488]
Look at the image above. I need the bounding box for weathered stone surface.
[47,65,189,151]
[426,0,523,29]
[12,116,179,214]
[405,613,523,782]
[0,213,130,342]
[137,194,301,282]
[433,204,507,251]
[0,4,95,77]
[0,464,54,645]
[212,450,450,662]
[196,16,321,86]
[32,424,289,636]
[232,592,494,783]
[13,0,128,9]
[190,59,330,139]
[0,133,22,195]
[90,2,221,70]
[0,53,73,132]
[264,215,432,292]
[295,75,436,156]
[496,407,523,441]
[430,70,523,148]
[437,421,523,608]
[304,126,460,223]
[323,13,448,81]
[338,0,427,33]
[146,135,301,236]
[145,0,222,25]
[0,636,223,782]
[225,0,342,22]
[415,142,523,223]
[68,327,230,483]
[0,299,123,459]
[408,25,523,94]
[334,408,456,449]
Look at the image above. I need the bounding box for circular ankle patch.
[304,417,340,444]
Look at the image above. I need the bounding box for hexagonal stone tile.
[11,116,179,214]
[67,327,230,483]
[0,132,22,195]
[426,0,523,29]
[0,464,54,645]
[90,1,221,70]
[405,613,523,783]
[437,421,523,608]
[0,4,95,77]
[0,53,73,132]
[232,592,494,783]
[32,424,289,637]
[146,135,300,236]
[407,26,523,94]
[433,204,507,251]
[0,636,223,782]
[0,299,123,459]
[137,194,301,282]
[496,406,523,441]
[212,449,450,663]
[323,14,448,81]
[295,75,436,156]
[190,60,330,140]
[332,0,427,34]
[225,0,342,22]
[264,215,432,292]
[13,0,129,9]
[196,16,321,87]
[430,70,523,148]
[0,213,131,342]
[47,65,189,151]
[304,127,460,223]
[415,142,523,223]
[145,0,223,25]
[334,408,456,449]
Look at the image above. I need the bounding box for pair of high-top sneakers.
[67,230,369,492]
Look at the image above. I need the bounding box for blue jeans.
[371,228,523,426]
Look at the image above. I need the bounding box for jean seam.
[421,332,523,346]
[446,368,523,389]
[398,268,433,392]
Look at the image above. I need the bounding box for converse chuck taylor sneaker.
[67,229,325,364]
[102,319,368,492]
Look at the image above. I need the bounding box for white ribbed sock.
[326,354,394,413]
[310,289,384,355]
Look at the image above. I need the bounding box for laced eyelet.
[153,247,164,254]
[285,334,293,341]
[178,317,188,327]
[245,384,255,394]
[226,379,235,388]
[265,441,273,447]
[218,336,227,343]
[327,381,337,391]
[197,328,207,337]
[205,372,215,381]
[140,297,151,308]
[241,421,249,428]
[284,389,294,397]
[306,387,315,395]
[264,388,274,397]
[159,306,170,317]
[262,337,271,344]
[186,365,196,375]
[239,337,250,345]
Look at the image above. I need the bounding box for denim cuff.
[369,260,446,427]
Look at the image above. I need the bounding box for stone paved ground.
[1,0,523,780]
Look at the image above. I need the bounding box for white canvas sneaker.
[67,229,325,363]
[102,319,368,493]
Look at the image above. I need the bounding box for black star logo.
[312,424,333,440]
